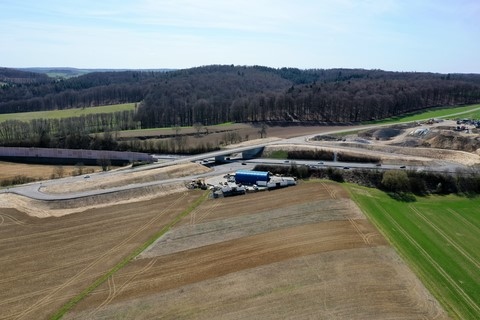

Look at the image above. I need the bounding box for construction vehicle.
[185,179,208,190]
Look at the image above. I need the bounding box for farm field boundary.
[0,103,136,123]
[348,185,480,320]
[65,182,447,320]
[50,190,209,320]
[365,104,480,125]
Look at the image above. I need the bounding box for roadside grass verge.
[50,190,209,320]
[263,150,288,159]
[364,104,480,125]
[347,185,480,320]
[0,103,137,123]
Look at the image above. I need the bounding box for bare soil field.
[65,182,447,320]
[0,119,472,319]
[299,120,480,166]
[43,162,210,194]
[118,123,353,140]
[0,161,100,181]
[0,190,202,320]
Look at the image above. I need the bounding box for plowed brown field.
[62,182,448,320]
[0,191,201,320]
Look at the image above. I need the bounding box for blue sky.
[1,0,479,73]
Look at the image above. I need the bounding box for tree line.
[0,70,160,113]
[0,111,138,148]
[255,164,480,197]
[2,65,480,153]
[136,66,480,126]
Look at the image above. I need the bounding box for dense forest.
[1,65,480,152]
[136,65,480,126]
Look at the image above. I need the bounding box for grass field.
[366,104,480,125]
[0,103,137,123]
[348,185,480,320]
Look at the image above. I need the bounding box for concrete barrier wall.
[0,147,153,165]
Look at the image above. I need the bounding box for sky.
[1,0,479,73]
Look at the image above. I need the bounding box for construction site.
[186,170,297,198]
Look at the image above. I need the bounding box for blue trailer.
[235,170,270,185]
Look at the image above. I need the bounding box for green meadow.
[366,104,480,125]
[0,103,137,123]
[348,185,480,320]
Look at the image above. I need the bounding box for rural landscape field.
[2,0,480,318]
[0,179,452,319]
[1,102,480,319]
[2,57,480,320]
[350,186,480,319]
[0,191,202,319]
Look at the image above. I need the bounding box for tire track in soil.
[84,223,362,305]
[0,213,29,227]
[193,220,374,270]
[161,224,354,270]
[0,231,109,263]
[0,267,109,317]
[195,200,221,224]
[371,201,480,317]
[0,255,93,286]
[321,182,337,199]
[0,211,161,264]
[447,208,480,234]
[126,236,360,299]
[301,256,333,318]
[0,211,147,243]
[13,193,188,320]
[348,218,369,245]
[410,205,480,270]
[90,258,158,317]
[94,222,374,304]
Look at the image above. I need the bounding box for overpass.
[213,146,265,163]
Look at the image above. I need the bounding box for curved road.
[1,111,477,201]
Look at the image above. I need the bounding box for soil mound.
[423,131,480,152]
[371,127,403,140]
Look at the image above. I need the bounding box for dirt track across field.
[64,182,448,320]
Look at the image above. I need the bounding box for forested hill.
[2,65,480,126]
[0,70,162,113]
[0,68,50,84]
[137,66,480,126]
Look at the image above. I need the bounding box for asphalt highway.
[0,116,474,201]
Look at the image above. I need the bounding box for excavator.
[185,179,208,190]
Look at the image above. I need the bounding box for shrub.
[327,168,344,182]
[381,170,410,193]
[0,175,36,187]
[287,149,334,161]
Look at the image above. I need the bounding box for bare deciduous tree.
[258,123,268,138]
[193,122,203,137]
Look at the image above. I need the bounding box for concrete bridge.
[214,146,265,163]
